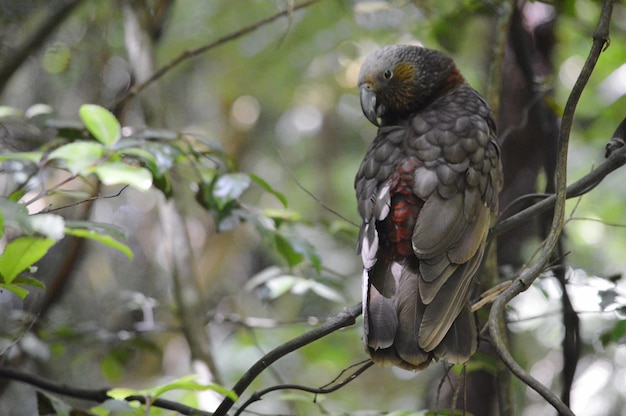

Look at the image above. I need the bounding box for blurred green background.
[1,1,626,415]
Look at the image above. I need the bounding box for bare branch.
[213,303,362,416]
[114,0,325,110]
[0,366,211,416]
[234,360,373,416]
[490,136,626,239]
[44,186,129,213]
[488,2,614,415]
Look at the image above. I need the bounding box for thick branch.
[0,366,210,416]
[488,2,613,416]
[213,303,362,416]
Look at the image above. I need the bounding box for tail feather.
[365,286,397,349]
[363,257,478,370]
[393,266,431,368]
[433,304,477,363]
[418,244,484,352]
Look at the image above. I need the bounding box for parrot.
[355,45,502,370]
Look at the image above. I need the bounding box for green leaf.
[264,275,298,299]
[119,142,178,175]
[64,220,127,240]
[249,173,287,207]
[11,275,46,290]
[119,145,175,196]
[118,147,158,170]
[212,173,251,208]
[108,375,238,402]
[65,227,133,259]
[0,151,43,164]
[275,234,304,267]
[244,266,283,291]
[600,319,626,346]
[0,236,55,283]
[107,388,138,401]
[48,141,105,175]
[0,282,30,299]
[149,375,217,399]
[102,351,125,383]
[79,104,121,146]
[93,162,152,191]
[308,280,344,303]
[274,233,322,273]
[262,209,302,228]
[91,399,141,416]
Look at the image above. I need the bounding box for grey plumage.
[355,45,502,370]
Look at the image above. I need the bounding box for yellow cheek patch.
[394,63,415,82]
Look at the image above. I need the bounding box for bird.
[354,45,502,370]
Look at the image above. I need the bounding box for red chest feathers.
[378,159,424,258]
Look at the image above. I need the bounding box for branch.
[486,0,516,116]
[114,0,324,110]
[159,197,221,382]
[0,0,85,93]
[605,116,626,157]
[213,303,362,416]
[0,366,211,416]
[490,127,626,239]
[234,360,373,416]
[488,2,613,416]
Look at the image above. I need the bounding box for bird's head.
[358,45,464,127]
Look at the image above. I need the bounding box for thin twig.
[233,360,373,416]
[488,2,613,416]
[274,146,359,227]
[44,186,129,213]
[213,303,362,416]
[0,366,211,416]
[567,216,626,228]
[317,358,371,390]
[115,0,325,109]
[0,313,40,358]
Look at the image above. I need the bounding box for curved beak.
[360,84,380,127]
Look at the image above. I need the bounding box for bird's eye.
[383,70,393,80]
